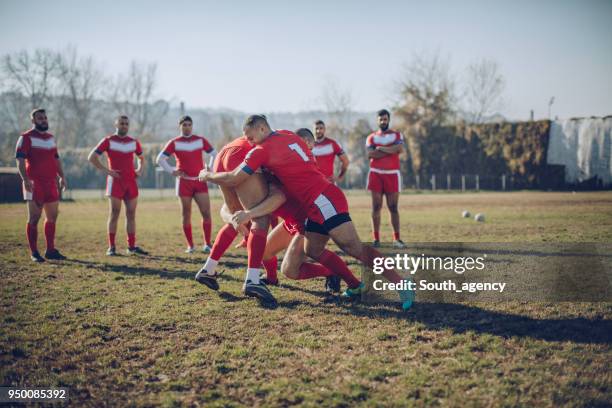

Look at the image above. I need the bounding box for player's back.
[257,130,329,205]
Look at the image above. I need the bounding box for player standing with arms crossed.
[16,109,68,262]
[156,116,216,253]
[366,109,407,248]
[88,115,148,256]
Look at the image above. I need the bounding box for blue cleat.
[341,282,365,299]
[398,278,415,310]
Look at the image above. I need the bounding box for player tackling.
[199,115,414,310]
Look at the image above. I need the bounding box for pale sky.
[1,0,611,120]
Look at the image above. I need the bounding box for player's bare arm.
[16,157,32,192]
[367,149,387,159]
[199,165,250,188]
[377,144,403,154]
[88,149,120,178]
[135,154,145,177]
[231,184,286,226]
[336,153,349,182]
[56,158,67,191]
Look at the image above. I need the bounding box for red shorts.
[367,169,402,193]
[23,179,59,204]
[274,199,306,236]
[214,146,248,173]
[175,177,208,197]
[106,176,138,200]
[304,184,351,235]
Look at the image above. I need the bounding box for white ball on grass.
[474,213,485,222]
[461,210,471,218]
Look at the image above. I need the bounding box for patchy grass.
[1,191,611,406]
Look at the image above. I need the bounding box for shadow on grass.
[330,301,612,345]
[62,259,611,345]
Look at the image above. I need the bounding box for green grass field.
[1,191,611,407]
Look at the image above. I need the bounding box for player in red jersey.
[200,115,414,310]
[366,109,406,249]
[156,116,216,253]
[312,120,349,183]
[88,115,148,256]
[195,134,278,305]
[231,128,343,294]
[16,109,68,262]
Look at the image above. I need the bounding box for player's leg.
[179,195,195,252]
[42,200,65,259]
[193,191,213,251]
[369,171,384,247]
[197,185,242,283]
[26,199,44,261]
[235,176,270,275]
[234,174,275,304]
[327,221,413,309]
[261,223,293,285]
[107,197,122,255]
[281,233,335,283]
[304,230,361,290]
[385,191,405,248]
[125,197,147,254]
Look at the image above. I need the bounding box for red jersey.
[94,134,143,179]
[221,136,252,157]
[366,129,404,170]
[15,129,60,181]
[312,137,344,179]
[242,130,331,208]
[161,135,215,177]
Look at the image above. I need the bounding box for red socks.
[108,232,116,248]
[317,249,360,288]
[373,230,380,241]
[393,231,400,240]
[202,219,212,246]
[247,228,267,268]
[44,221,55,251]
[262,257,278,283]
[297,262,333,279]
[26,223,38,253]
[183,224,194,247]
[127,233,136,248]
[210,224,237,261]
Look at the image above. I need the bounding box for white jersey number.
[288,143,309,162]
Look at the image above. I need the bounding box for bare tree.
[394,51,458,177]
[463,59,505,123]
[319,76,354,132]
[0,49,59,132]
[110,61,167,139]
[395,51,457,128]
[55,47,105,146]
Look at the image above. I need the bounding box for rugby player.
[16,109,68,262]
[195,133,278,305]
[231,128,344,293]
[156,116,216,253]
[312,120,349,183]
[366,109,407,249]
[200,115,413,310]
[88,115,148,255]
